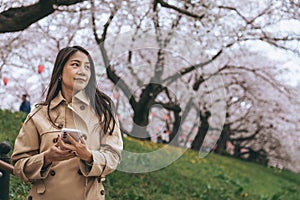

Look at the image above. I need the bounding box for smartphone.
[61,128,83,144]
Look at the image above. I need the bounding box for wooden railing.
[0,141,13,200]
[0,159,13,174]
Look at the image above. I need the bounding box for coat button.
[53,137,58,143]
[100,190,105,195]
[58,124,63,129]
[77,169,83,175]
[80,105,85,110]
[50,170,56,176]
[28,196,32,200]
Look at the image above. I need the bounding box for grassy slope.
[105,137,300,200]
[1,110,300,200]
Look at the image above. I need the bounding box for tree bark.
[214,124,230,154]
[191,110,211,151]
[0,0,86,33]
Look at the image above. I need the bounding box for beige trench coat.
[11,91,123,200]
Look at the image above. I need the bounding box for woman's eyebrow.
[70,59,90,64]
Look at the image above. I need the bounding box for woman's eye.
[85,65,90,70]
[71,63,79,67]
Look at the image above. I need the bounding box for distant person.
[157,134,162,144]
[19,94,31,115]
[162,130,170,144]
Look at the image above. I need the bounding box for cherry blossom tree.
[1,0,300,171]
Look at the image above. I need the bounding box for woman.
[12,46,123,200]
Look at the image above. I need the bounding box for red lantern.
[226,141,234,150]
[38,65,45,74]
[151,112,156,117]
[3,77,8,86]
[113,92,119,99]
[164,114,170,120]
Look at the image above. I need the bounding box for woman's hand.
[57,134,93,163]
[44,142,76,164]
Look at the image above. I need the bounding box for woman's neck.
[61,89,74,103]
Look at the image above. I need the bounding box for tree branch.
[0,0,86,33]
[163,41,235,86]
[231,124,263,142]
[221,65,291,96]
[218,5,271,25]
[90,0,137,108]
[152,101,181,112]
[156,0,205,20]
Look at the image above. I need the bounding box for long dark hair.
[43,46,116,135]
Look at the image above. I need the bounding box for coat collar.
[50,90,90,110]
[72,90,90,106]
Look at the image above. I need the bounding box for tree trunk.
[131,123,151,140]
[214,124,230,154]
[169,110,181,145]
[191,110,211,151]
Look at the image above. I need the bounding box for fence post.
[0,141,11,200]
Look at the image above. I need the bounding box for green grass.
[0,109,25,147]
[1,109,300,200]
[105,137,300,200]
[0,110,31,199]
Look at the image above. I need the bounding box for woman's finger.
[79,137,86,144]
[57,135,75,151]
[66,133,78,145]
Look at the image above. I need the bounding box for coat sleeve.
[79,119,123,178]
[11,115,51,182]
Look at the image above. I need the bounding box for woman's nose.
[77,65,87,74]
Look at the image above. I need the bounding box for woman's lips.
[74,78,86,81]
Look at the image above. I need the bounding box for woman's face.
[61,51,91,95]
